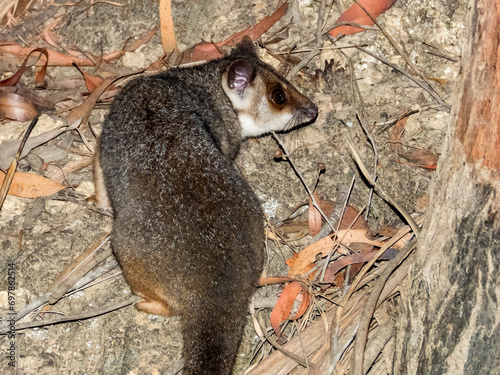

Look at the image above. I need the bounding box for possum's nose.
[302,101,318,121]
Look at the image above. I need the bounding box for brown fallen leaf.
[396,149,439,169]
[0,171,68,198]
[329,0,397,38]
[0,91,38,121]
[0,48,49,88]
[42,16,63,49]
[308,190,322,236]
[73,63,104,92]
[1,84,55,111]
[0,26,158,67]
[322,248,398,285]
[287,206,381,278]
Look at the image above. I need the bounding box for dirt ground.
[0,0,466,374]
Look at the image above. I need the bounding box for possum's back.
[99,64,264,374]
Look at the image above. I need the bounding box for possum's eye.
[271,89,287,105]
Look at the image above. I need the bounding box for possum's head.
[222,38,318,138]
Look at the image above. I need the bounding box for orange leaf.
[329,0,397,38]
[0,171,68,198]
[270,281,310,340]
[288,205,378,278]
[287,236,334,278]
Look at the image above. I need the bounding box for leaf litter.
[0,0,464,374]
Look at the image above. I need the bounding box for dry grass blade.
[351,237,417,375]
[47,234,112,304]
[0,235,115,334]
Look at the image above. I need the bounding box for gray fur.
[99,38,316,375]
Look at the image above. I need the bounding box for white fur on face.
[238,107,294,138]
[222,72,295,138]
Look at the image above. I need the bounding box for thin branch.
[272,132,336,233]
[0,297,140,333]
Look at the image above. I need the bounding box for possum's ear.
[227,60,256,96]
[231,36,257,58]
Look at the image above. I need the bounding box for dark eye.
[271,89,287,105]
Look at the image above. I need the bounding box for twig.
[316,0,327,46]
[272,132,335,233]
[1,297,140,333]
[344,136,420,237]
[356,114,378,221]
[286,49,320,80]
[319,177,357,281]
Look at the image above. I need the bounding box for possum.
[96,36,317,375]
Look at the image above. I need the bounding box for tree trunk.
[392,0,500,374]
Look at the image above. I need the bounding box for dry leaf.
[270,281,311,340]
[391,116,439,169]
[160,0,178,54]
[0,171,68,198]
[308,190,322,236]
[0,91,38,121]
[329,0,397,38]
[322,248,398,284]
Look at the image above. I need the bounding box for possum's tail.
[180,300,249,375]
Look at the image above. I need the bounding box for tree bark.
[393,0,500,374]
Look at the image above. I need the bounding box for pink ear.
[227,60,255,95]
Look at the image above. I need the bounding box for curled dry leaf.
[0,48,49,88]
[270,281,311,340]
[0,91,39,121]
[42,16,63,49]
[329,0,397,38]
[322,248,398,285]
[0,171,68,198]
